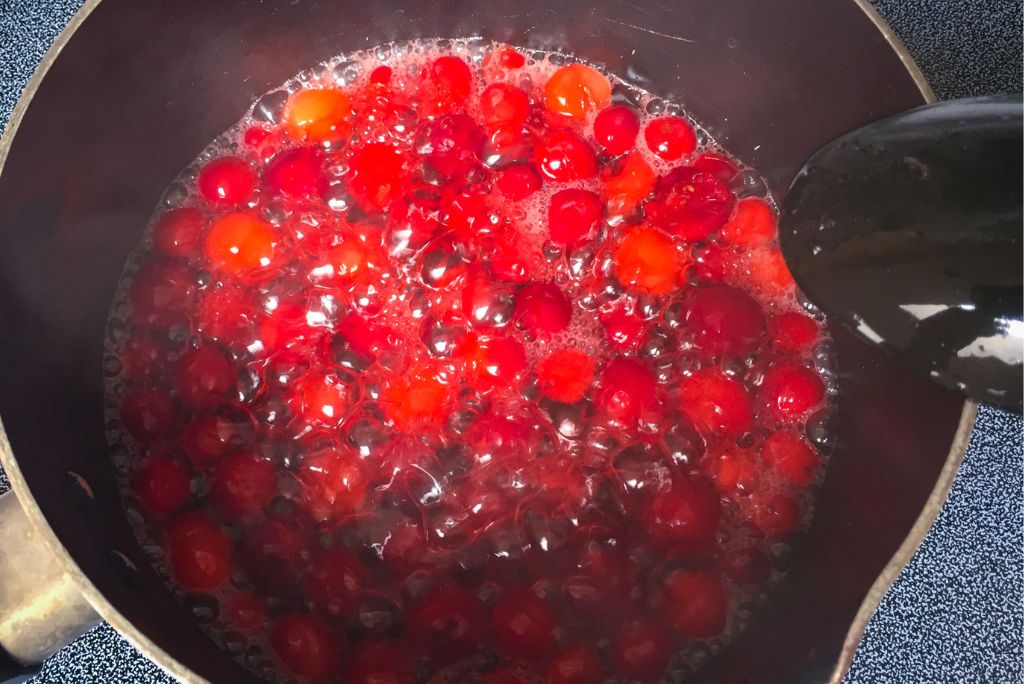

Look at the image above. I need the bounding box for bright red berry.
[204,211,277,275]
[644,116,697,161]
[496,164,542,200]
[537,348,596,403]
[209,451,277,519]
[458,333,527,390]
[693,151,739,182]
[197,156,257,206]
[425,114,485,180]
[593,105,640,156]
[548,188,603,247]
[762,431,820,487]
[480,83,530,126]
[645,166,735,241]
[679,369,753,437]
[770,311,820,353]
[721,197,776,246]
[131,456,190,515]
[165,512,232,590]
[533,129,598,182]
[596,357,659,426]
[685,284,766,357]
[514,282,572,334]
[266,147,327,198]
[760,363,826,421]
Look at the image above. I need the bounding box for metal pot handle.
[0,491,100,681]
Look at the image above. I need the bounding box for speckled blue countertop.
[1,1,1021,682]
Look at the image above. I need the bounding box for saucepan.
[0,0,974,682]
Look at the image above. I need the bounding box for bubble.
[253,90,288,123]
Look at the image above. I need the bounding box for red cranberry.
[721,197,777,246]
[210,451,277,519]
[537,348,596,403]
[492,47,526,69]
[120,389,177,443]
[760,363,826,421]
[748,492,802,538]
[604,152,657,215]
[491,586,559,660]
[240,517,308,595]
[346,640,415,684]
[770,311,819,353]
[692,243,734,282]
[440,185,498,236]
[423,56,473,115]
[425,114,485,180]
[547,645,603,684]
[562,544,629,616]
[496,164,542,200]
[547,188,603,247]
[180,408,254,469]
[593,105,640,156]
[480,83,530,126]
[705,446,759,495]
[648,475,720,546]
[693,152,739,182]
[679,369,753,437]
[243,125,272,148]
[407,583,485,664]
[349,142,409,210]
[665,569,728,638]
[609,620,671,682]
[596,358,659,426]
[381,366,452,429]
[599,304,647,353]
[533,129,598,182]
[165,512,232,590]
[369,65,393,85]
[266,147,327,198]
[645,166,735,241]
[131,456,190,515]
[293,371,351,427]
[204,211,278,276]
[174,345,236,410]
[295,447,370,521]
[302,548,369,618]
[464,413,534,467]
[514,282,572,334]
[270,612,341,681]
[129,260,196,326]
[644,116,697,161]
[153,208,206,260]
[462,274,515,330]
[195,284,258,349]
[458,333,527,390]
[613,226,682,295]
[223,590,267,632]
[685,284,766,357]
[762,431,820,487]
[197,156,257,206]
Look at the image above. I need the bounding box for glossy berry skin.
[270,613,340,681]
[491,586,559,660]
[721,197,776,246]
[165,512,232,590]
[693,151,739,182]
[223,590,267,632]
[613,226,681,295]
[533,130,598,182]
[407,584,485,664]
[173,345,235,410]
[609,620,671,682]
[284,88,351,143]
[544,64,612,120]
[515,283,572,334]
[644,116,697,161]
[197,156,256,206]
[209,451,277,519]
[131,456,190,515]
[425,114,485,180]
[685,284,766,357]
[593,105,641,156]
[770,311,819,353]
[679,369,753,437]
[266,147,327,198]
[153,208,206,260]
[547,645,603,684]
[537,348,596,403]
[424,56,473,115]
[381,367,451,428]
[458,333,527,390]
[596,357,658,426]
[180,409,253,469]
[645,166,736,241]
[604,152,656,215]
[749,493,802,538]
[548,188,603,247]
[294,447,370,521]
[481,83,530,126]
[120,389,177,443]
[301,548,369,617]
[706,446,759,495]
[648,475,720,546]
[665,570,729,638]
[762,431,820,487]
[496,164,542,200]
[348,142,408,209]
[760,363,826,421]
[204,211,277,275]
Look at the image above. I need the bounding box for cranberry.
[346,640,415,684]
[302,548,369,617]
[241,518,308,595]
[770,311,819,353]
[645,166,736,241]
[692,242,735,282]
[544,64,612,120]
[594,105,640,156]
[604,152,657,215]
[705,446,759,494]
[648,475,720,546]
[120,389,177,443]
[181,408,254,469]
[548,645,603,684]
[462,273,515,330]
[465,413,534,467]
[165,512,232,590]
[266,147,327,198]
[195,284,258,349]
[210,451,277,519]
[721,197,776,246]
[644,116,697,161]
[743,246,796,293]
[295,447,370,521]
[223,590,267,632]
[123,334,167,379]
[693,152,739,182]
[762,431,820,487]
[596,358,658,426]
[533,129,598,182]
[679,369,753,437]
[425,114,485,180]
[293,371,351,426]
[685,284,766,357]
[309,237,386,286]
[441,185,497,236]
[562,544,630,616]
[481,83,530,126]
[369,65,393,85]
[599,304,647,352]
[348,142,409,210]
[131,456,190,515]
[514,282,572,334]
[613,226,682,295]
[665,569,728,638]
[748,492,802,538]
[197,156,256,206]
[492,47,526,69]
[204,211,277,275]
[491,586,559,660]
[458,333,527,390]
[381,366,451,428]
[760,363,825,421]
[496,164,542,200]
[270,613,340,681]
[537,348,596,403]
[129,260,196,326]
[174,345,235,410]
[609,620,671,682]
[243,125,272,148]
[407,584,485,664]
[153,208,206,260]
[547,188,603,247]
[284,88,352,143]
[423,56,473,115]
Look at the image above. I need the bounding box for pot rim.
[0,1,966,682]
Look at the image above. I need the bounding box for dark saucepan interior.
[0,1,965,682]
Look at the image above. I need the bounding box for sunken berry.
[770,311,820,353]
[609,620,671,682]
[514,282,572,334]
[425,114,485,179]
[301,548,369,618]
[165,512,232,590]
[665,569,729,638]
[648,475,720,546]
[685,284,766,357]
[407,584,485,664]
[153,208,207,260]
[596,357,658,426]
[223,590,268,632]
[174,345,235,410]
[270,613,341,681]
[491,586,559,660]
[762,431,820,487]
[131,456,190,515]
[547,645,603,684]
[120,389,177,443]
[209,451,277,519]
[748,492,803,538]
[294,447,370,521]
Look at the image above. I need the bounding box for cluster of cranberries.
[114,43,830,683]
